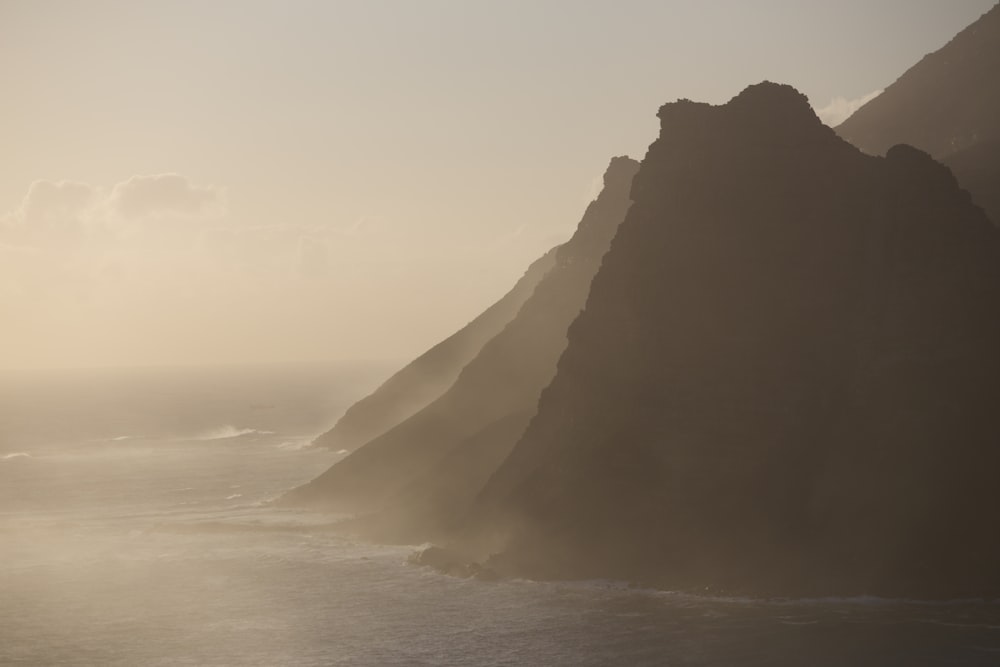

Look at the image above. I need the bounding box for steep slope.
[285,157,640,518]
[943,140,1000,224]
[313,248,556,451]
[836,3,1000,224]
[836,3,1000,158]
[475,83,1000,599]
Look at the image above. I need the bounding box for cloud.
[109,173,224,220]
[0,179,98,246]
[813,89,882,127]
[1,173,225,247]
[20,180,96,224]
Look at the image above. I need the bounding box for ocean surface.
[2,363,999,666]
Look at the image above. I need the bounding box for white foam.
[192,425,275,441]
[1,452,31,461]
[277,439,313,451]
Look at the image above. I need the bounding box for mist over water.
[0,364,997,666]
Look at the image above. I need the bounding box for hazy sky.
[1,0,995,369]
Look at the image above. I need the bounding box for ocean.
[1,363,998,666]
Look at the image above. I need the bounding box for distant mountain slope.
[836,3,1000,158]
[836,3,1000,224]
[286,157,639,520]
[474,83,1000,599]
[313,249,556,451]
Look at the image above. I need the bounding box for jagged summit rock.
[472,82,1000,599]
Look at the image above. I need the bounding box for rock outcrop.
[313,248,556,451]
[472,83,1000,599]
[285,157,640,533]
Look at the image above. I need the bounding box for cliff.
[285,157,640,527]
[836,3,1000,224]
[836,3,1000,159]
[473,83,1000,599]
[313,248,556,451]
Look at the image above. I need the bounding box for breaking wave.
[191,426,275,441]
[276,439,314,451]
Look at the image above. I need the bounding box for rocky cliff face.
[474,83,1000,599]
[312,248,556,452]
[285,157,640,529]
[836,3,1000,224]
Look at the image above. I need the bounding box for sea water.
[2,363,999,666]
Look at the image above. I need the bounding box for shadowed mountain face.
[474,83,1000,599]
[312,249,556,452]
[943,140,1000,225]
[836,3,1000,223]
[837,3,1000,158]
[285,157,640,526]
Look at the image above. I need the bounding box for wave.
[1,452,31,461]
[519,578,1000,608]
[151,519,347,536]
[191,425,276,441]
[276,439,314,451]
[102,427,276,444]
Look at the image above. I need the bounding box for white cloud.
[109,173,225,220]
[20,180,96,224]
[814,89,882,127]
[1,173,225,248]
[0,179,98,247]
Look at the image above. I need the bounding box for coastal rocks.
[408,546,499,581]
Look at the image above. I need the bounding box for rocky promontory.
[471,83,1000,599]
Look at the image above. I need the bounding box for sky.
[1,0,996,370]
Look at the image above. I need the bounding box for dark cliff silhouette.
[313,249,556,451]
[836,2,1000,223]
[285,157,640,532]
[470,83,1000,599]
